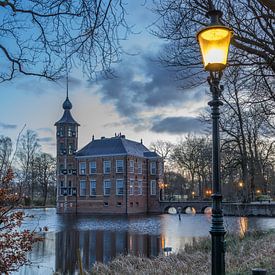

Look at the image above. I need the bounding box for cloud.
[58,76,83,90]
[0,122,17,129]
[15,76,83,95]
[38,137,54,143]
[89,52,206,119]
[36,127,54,134]
[151,116,206,134]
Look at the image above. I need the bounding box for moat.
[15,208,275,275]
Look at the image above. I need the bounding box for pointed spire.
[62,55,72,110]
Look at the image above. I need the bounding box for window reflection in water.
[55,230,163,274]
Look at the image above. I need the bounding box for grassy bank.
[90,231,275,275]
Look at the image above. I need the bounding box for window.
[158,162,163,176]
[104,180,111,195]
[150,180,156,195]
[117,202,122,207]
[68,144,73,155]
[129,160,134,173]
[68,164,73,174]
[90,180,96,196]
[79,162,86,175]
[116,160,124,173]
[80,180,86,196]
[68,127,72,137]
[104,202,109,207]
[103,160,111,174]
[59,127,64,137]
[90,161,96,174]
[60,181,64,196]
[68,181,72,196]
[138,179,142,195]
[129,179,134,195]
[59,164,64,174]
[150,162,156,175]
[60,143,66,155]
[116,179,124,195]
[138,160,142,174]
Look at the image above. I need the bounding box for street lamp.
[197,9,233,275]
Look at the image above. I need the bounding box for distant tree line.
[0,130,56,206]
[151,130,275,202]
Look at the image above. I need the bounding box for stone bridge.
[159,200,212,214]
[159,201,275,216]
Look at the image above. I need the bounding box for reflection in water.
[55,230,163,274]
[185,207,196,214]
[15,208,275,275]
[239,217,249,238]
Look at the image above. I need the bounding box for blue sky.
[0,1,208,155]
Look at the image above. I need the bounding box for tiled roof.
[55,110,80,126]
[76,137,160,158]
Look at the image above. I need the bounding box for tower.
[55,95,80,213]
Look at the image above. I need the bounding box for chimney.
[140,138,143,144]
[92,135,94,141]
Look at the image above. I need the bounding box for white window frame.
[90,161,97,174]
[116,160,124,173]
[79,162,86,175]
[129,160,134,173]
[150,180,156,196]
[80,180,86,196]
[138,179,143,195]
[103,160,111,174]
[158,162,163,176]
[104,179,111,196]
[129,179,134,195]
[116,179,124,195]
[90,180,96,196]
[138,160,142,174]
[150,161,156,175]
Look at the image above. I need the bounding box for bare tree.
[0,0,129,82]
[151,0,275,87]
[16,130,40,202]
[33,153,56,205]
[0,136,12,182]
[150,140,174,160]
[171,134,212,198]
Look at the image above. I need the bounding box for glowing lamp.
[197,10,233,71]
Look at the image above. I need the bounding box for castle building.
[55,96,163,214]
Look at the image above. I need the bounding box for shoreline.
[89,230,275,274]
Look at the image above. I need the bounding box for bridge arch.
[201,206,212,214]
[163,205,177,214]
[182,206,196,214]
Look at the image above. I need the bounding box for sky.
[0,1,209,156]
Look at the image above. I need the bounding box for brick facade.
[55,97,163,214]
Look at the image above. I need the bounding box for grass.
[89,231,275,275]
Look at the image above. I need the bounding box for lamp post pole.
[208,71,226,275]
[197,8,232,274]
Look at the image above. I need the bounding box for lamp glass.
[197,26,232,71]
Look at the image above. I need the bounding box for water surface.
[15,208,275,275]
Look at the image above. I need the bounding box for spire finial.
[65,46,69,99]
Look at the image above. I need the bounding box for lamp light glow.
[197,26,232,71]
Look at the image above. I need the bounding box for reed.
[90,231,275,275]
